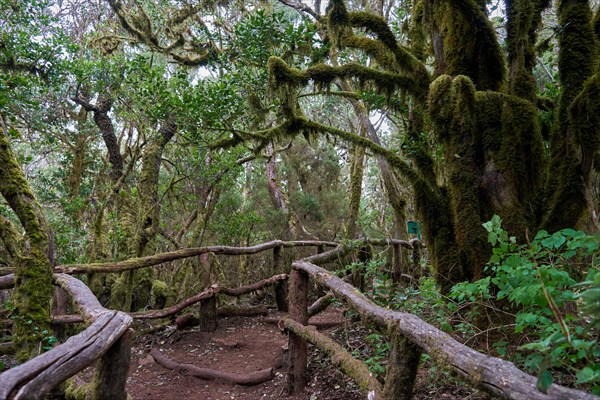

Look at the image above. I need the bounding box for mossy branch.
[295,117,426,191]
[346,12,429,87]
[106,0,217,66]
[268,57,421,100]
[426,0,505,91]
[283,317,383,397]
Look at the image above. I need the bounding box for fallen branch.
[282,318,382,398]
[149,349,274,386]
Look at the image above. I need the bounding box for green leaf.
[576,366,600,385]
[537,369,553,393]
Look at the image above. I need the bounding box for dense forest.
[0,0,599,398]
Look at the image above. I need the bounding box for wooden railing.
[0,274,133,400]
[0,240,346,399]
[285,247,599,400]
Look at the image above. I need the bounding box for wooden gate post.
[274,245,288,312]
[382,331,421,400]
[94,328,133,400]
[287,268,308,393]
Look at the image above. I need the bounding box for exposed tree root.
[149,349,274,386]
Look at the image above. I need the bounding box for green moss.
[12,251,53,361]
[270,56,419,98]
[345,144,365,239]
[428,75,455,142]
[327,0,350,48]
[594,8,600,42]
[109,275,128,310]
[64,379,94,400]
[445,76,490,281]
[410,0,427,62]
[0,129,52,361]
[505,0,536,100]
[544,0,596,231]
[349,12,397,49]
[426,0,505,91]
[151,279,172,309]
[131,268,153,311]
[556,0,595,131]
[569,74,600,166]
[0,214,20,259]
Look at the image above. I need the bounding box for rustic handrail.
[51,274,290,324]
[0,238,418,288]
[0,237,422,399]
[288,260,599,400]
[0,274,133,400]
[54,240,339,274]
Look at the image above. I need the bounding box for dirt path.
[127,308,363,400]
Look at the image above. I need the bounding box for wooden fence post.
[274,245,288,312]
[392,243,402,284]
[287,268,308,394]
[352,244,371,292]
[382,331,421,400]
[94,328,133,400]
[199,253,217,332]
[411,242,421,275]
[51,286,69,341]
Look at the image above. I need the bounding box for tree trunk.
[287,269,308,393]
[113,118,177,311]
[0,122,53,361]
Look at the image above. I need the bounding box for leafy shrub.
[450,215,599,394]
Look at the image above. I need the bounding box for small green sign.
[407,220,421,240]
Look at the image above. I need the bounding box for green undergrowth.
[341,216,599,394]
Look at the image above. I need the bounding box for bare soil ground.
[127,308,364,400]
[125,307,489,400]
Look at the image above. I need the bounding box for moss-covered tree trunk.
[543,0,599,230]
[267,0,599,293]
[0,122,54,361]
[111,118,177,311]
[344,141,365,239]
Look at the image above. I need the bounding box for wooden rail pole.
[94,328,133,400]
[392,243,402,284]
[287,268,309,394]
[273,245,288,312]
[51,286,69,341]
[199,253,217,332]
[382,331,422,400]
